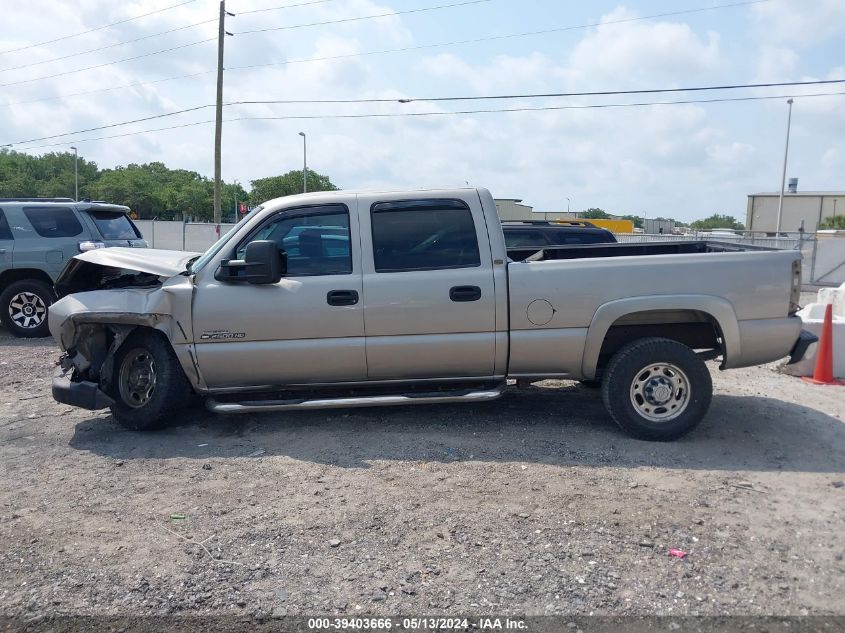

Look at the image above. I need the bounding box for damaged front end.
[49,248,199,410]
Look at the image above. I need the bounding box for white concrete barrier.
[783,282,845,379]
[133,220,236,252]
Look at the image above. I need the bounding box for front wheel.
[110,330,191,431]
[601,337,712,441]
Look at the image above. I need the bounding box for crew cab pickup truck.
[48,188,814,440]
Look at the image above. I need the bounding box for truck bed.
[508,240,773,262]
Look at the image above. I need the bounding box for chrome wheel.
[629,362,690,422]
[118,348,157,409]
[8,292,47,329]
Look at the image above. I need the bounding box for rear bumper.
[52,367,113,410]
[787,329,818,365]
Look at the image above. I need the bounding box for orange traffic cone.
[802,303,845,386]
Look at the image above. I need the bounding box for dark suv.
[0,198,146,338]
[503,220,617,260]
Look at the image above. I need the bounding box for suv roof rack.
[0,197,76,203]
[502,219,598,229]
[551,220,597,228]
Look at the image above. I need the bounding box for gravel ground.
[1,313,844,622]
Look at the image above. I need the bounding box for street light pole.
[566,197,571,214]
[298,132,307,193]
[70,146,78,201]
[776,98,794,236]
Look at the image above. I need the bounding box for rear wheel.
[0,280,54,338]
[110,330,191,431]
[601,337,712,441]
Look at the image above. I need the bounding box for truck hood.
[73,247,201,277]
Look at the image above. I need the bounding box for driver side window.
[236,205,352,276]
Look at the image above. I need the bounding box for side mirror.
[215,240,285,284]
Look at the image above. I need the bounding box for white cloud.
[751,0,845,47]
[568,6,724,85]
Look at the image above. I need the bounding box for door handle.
[327,290,359,306]
[449,285,482,302]
[0,249,5,254]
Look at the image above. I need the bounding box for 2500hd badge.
[199,330,246,340]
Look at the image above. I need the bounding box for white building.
[494,198,578,222]
[746,181,844,233]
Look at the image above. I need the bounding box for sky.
[1,0,844,221]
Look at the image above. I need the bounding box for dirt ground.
[1,315,844,622]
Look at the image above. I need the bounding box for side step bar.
[206,383,506,415]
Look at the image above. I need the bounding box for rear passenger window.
[0,210,12,240]
[504,230,548,247]
[371,200,481,273]
[563,233,606,244]
[23,207,83,238]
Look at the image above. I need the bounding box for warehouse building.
[494,198,578,222]
[746,179,844,233]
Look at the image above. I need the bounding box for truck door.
[191,202,367,388]
[359,195,497,380]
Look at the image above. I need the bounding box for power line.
[12,90,845,153]
[238,0,341,15]
[229,79,845,105]
[0,72,213,108]
[0,0,199,57]
[6,78,844,146]
[229,0,769,71]
[234,0,494,35]
[0,0,771,105]
[0,0,490,89]
[0,36,215,88]
[6,105,214,146]
[0,0,344,75]
[0,19,217,75]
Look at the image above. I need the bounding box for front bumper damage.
[52,366,113,410]
[787,329,818,365]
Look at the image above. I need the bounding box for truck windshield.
[190,206,263,273]
[85,210,141,240]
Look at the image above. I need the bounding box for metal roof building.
[746,184,844,233]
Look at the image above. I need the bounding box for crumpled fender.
[47,274,201,387]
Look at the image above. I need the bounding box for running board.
[206,384,506,415]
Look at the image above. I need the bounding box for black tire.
[601,337,712,441]
[109,329,192,431]
[579,378,602,389]
[0,279,54,338]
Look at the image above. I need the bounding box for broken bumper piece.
[52,367,114,410]
[787,329,818,365]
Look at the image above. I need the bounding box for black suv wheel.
[0,279,54,338]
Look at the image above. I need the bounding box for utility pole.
[70,146,78,201]
[299,132,307,193]
[213,1,233,224]
[776,98,794,237]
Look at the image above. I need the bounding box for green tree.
[620,214,644,229]
[249,169,338,206]
[819,215,845,230]
[580,208,612,219]
[689,214,745,231]
[0,149,97,199]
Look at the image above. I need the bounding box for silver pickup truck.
[48,188,814,441]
